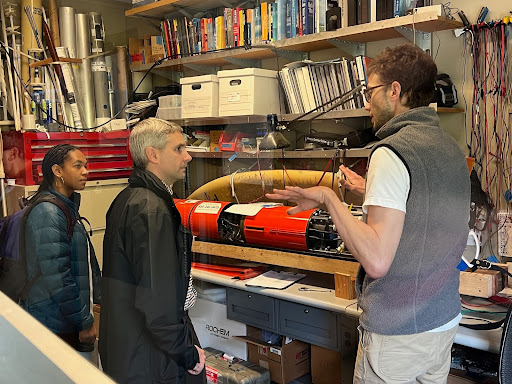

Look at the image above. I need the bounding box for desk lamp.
[259,84,366,151]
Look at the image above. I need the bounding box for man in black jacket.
[99,118,206,383]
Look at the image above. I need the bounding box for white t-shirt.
[363,147,409,214]
[362,147,461,332]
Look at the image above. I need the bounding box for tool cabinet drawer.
[226,288,278,332]
[278,300,339,350]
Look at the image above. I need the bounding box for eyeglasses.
[363,83,392,103]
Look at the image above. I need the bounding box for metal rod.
[1,1,20,129]
[75,13,95,128]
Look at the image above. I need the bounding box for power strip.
[498,211,512,257]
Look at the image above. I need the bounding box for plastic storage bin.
[180,75,219,118]
[217,68,280,116]
[204,347,270,384]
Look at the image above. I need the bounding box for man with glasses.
[267,44,470,383]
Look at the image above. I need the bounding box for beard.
[372,103,395,132]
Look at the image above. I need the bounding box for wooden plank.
[437,107,465,114]
[192,240,360,276]
[130,47,274,72]
[126,0,225,17]
[334,272,357,299]
[459,270,502,298]
[275,12,462,50]
[30,57,82,68]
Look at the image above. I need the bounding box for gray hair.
[129,118,183,168]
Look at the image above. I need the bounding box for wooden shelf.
[125,0,226,18]
[437,107,465,114]
[189,148,372,159]
[130,10,462,72]
[192,240,360,276]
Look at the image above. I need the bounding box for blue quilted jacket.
[23,189,100,334]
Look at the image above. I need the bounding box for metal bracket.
[224,57,262,68]
[141,18,161,33]
[183,64,220,74]
[328,39,366,57]
[177,8,194,20]
[274,48,308,62]
[218,0,235,8]
[152,69,183,84]
[394,26,432,54]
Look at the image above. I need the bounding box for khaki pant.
[353,325,458,384]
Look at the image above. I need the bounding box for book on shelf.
[261,2,269,41]
[239,8,246,46]
[225,8,234,48]
[276,0,286,40]
[233,8,240,47]
[248,8,255,45]
[254,6,262,43]
[206,18,214,52]
[201,18,208,53]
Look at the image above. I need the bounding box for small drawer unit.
[180,74,219,118]
[218,68,280,116]
[278,300,340,350]
[227,288,278,332]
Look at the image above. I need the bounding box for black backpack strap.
[460,318,505,330]
[78,215,93,237]
[36,195,77,241]
[19,195,78,302]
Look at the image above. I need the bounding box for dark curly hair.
[31,144,79,202]
[367,44,437,108]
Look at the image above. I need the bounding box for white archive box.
[218,68,280,116]
[180,75,219,118]
[189,298,248,360]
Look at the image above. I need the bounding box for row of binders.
[278,56,371,114]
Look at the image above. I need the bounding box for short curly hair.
[367,44,437,108]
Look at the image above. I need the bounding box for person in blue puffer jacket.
[23,144,101,360]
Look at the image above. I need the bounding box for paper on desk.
[245,270,306,289]
[225,202,282,216]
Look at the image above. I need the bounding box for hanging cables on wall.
[465,20,511,214]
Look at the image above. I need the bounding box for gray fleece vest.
[356,107,471,335]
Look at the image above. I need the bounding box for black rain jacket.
[99,167,199,383]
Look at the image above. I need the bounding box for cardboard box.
[209,130,223,144]
[128,37,145,66]
[189,298,248,360]
[311,345,341,384]
[234,326,310,384]
[459,269,502,298]
[150,35,164,55]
